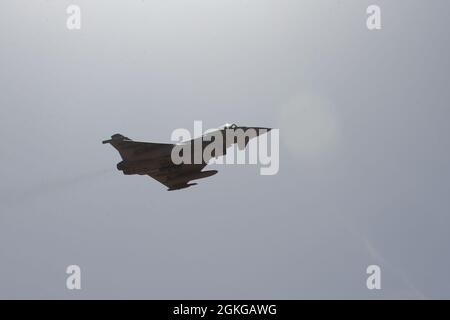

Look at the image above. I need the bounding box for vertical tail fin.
[102,134,129,144]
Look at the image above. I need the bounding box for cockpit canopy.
[220,123,238,129]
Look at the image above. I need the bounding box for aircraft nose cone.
[238,126,272,133]
[253,127,272,135]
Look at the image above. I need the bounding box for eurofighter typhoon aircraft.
[103,124,271,191]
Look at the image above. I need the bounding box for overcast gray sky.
[1,0,449,299]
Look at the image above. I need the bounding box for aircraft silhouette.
[102,124,271,190]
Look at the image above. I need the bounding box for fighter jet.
[102,123,271,191]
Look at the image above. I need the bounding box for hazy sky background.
[1,0,449,299]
